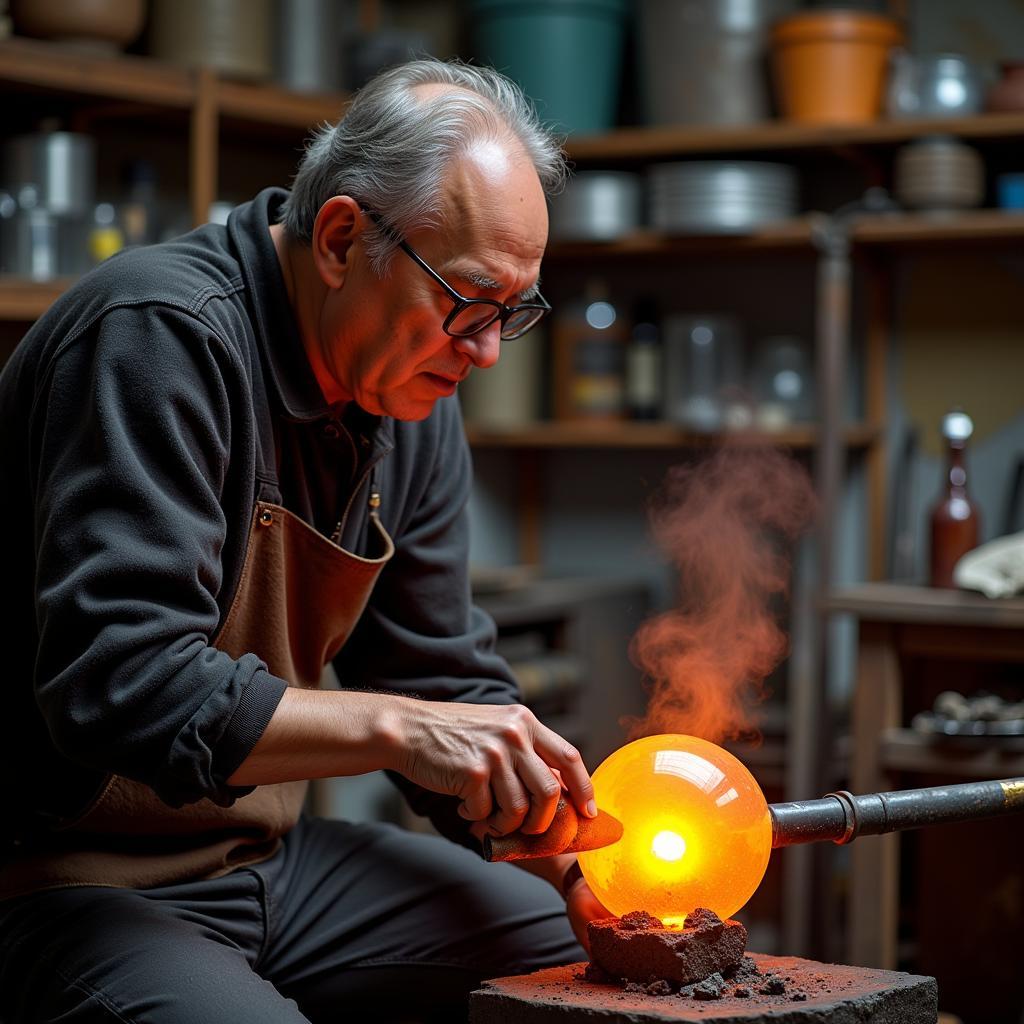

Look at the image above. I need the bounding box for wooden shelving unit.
[565,111,1024,162]
[544,210,1024,263]
[0,36,349,239]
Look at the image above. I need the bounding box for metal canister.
[549,172,642,242]
[4,132,96,216]
[637,0,798,126]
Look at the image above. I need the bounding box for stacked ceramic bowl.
[893,137,985,212]
[648,161,798,233]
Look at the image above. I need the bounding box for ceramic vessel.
[887,52,985,119]
[986,60,1024,113]
[10,0,144,52]
[893,137,985,212]
[770,10,904,123]
[149,0,273,81]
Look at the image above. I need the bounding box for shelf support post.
[190,68,218,229]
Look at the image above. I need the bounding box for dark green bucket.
[470,0,629,136]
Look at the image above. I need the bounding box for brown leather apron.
[1,498,393,898]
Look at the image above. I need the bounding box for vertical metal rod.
[784,214,852,957]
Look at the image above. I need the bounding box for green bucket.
[470,0,629,136]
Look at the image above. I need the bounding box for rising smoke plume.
[625,447,816,744]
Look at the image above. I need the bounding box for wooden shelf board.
[880,727,1024,778]
[566,112,1024,162]
[0,38,349,130]
[0,37,192,108]
[465,421,878,450]
[825,581,1024,628]
[853,209,1024,245]
[544,219,818,260]
[215,79,347,130]
[545,211,1024,261]
[0,277,72,321]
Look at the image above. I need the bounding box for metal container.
[149,0,273,81]
[276,0,345,94]
[648,161,798,233]
[662,314,742,430]
[636,0,797,126]
[548,171,642,241]
[4,132,95,216]
[0,198,90,280]
[887,52,986,119]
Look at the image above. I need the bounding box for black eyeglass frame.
[362,209,551,341]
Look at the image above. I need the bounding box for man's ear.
[311,196,364,289]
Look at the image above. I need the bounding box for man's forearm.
[226,687,401,785]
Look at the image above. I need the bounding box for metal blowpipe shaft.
[770,777,1024,848]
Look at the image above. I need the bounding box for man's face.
[320,142,548,420]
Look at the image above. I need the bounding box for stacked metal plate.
[647,161,799,234]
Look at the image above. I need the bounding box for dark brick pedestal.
[470,953,937,1023]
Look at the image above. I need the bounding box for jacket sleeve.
[30,304,287,809]
[332,396,520,850]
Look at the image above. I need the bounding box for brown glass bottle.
[929,410,980,588]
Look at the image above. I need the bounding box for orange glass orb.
[578,734,771,926]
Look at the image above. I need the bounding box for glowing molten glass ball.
[578,734,771,926]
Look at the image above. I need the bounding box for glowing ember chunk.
[578,734,771,925]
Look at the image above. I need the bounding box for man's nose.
[453,322,501,369]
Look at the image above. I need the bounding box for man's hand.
[388,698,595,837]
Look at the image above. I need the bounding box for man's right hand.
[385,698,596,838]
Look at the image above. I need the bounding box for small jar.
[572,337,625,420]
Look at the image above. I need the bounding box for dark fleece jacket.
[0,187,518,853]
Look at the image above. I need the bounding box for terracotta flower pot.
[770,9,905,124]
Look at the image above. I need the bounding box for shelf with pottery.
[564,111,1024,163]
[543,210,1024,262]
[0,36,348,226]
[0,37,346,129]
[464,420,878,451]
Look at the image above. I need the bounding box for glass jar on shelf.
[929,408,981,589]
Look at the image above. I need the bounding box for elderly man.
[0,59,606,1023]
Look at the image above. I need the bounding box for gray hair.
[279,58,569,274]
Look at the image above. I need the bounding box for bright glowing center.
[651,830,686,862]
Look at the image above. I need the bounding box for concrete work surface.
[469,953,938,1024]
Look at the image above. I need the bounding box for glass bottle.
[552,279,626,421]
[625,298,661,421]
[929,409,980,588]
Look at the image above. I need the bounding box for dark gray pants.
[0,816,583,1023]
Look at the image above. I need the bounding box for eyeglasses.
[363,210,551,341]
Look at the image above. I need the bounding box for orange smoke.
[626,447,816,744]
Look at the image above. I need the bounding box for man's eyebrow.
[461,269,541,301]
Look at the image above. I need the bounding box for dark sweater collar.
[228,188,327,422]
[227,188,395,456]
